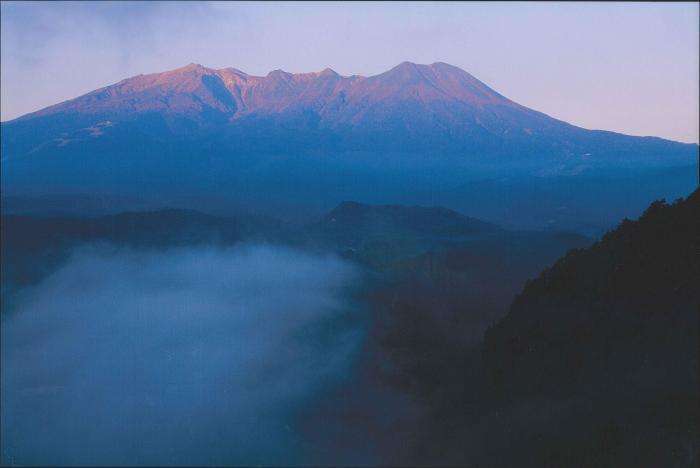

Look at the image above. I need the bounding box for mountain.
[484,189,699,383]
[4,61,695,164]
[476,189,700,466]
[0,61,551,126]
[308,201,500,248]
[1,62,697,229]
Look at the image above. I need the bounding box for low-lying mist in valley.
[0,194,610,466]
[0,204,596,465]
[1,244,365,465]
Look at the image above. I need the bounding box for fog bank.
[1,244,363,465]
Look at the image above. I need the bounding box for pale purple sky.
[1,1,698,143]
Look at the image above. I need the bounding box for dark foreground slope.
[470,190,698,466]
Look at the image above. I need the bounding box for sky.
[1,1,698,143]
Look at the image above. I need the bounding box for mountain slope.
[484,189,699,379]
[477,189,699,466]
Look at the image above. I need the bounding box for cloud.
[1,244,363,465]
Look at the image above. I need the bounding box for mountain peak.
[267,69,292,78]
[172,63,210,73]
[220,66,249,76]
[429,61,468,74]
[317,67,339,77]
[389,61,424,73]
[390,61,457,73]
[373,61,434,86]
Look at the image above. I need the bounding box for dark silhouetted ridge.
[477,188,699,466]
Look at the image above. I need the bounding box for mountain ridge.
[314,200,501,245]
[14,61,526,122]
[6,61,696,157]
[473,189,700,466]
[2,61,697,232]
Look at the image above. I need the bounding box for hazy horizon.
[1,1,698,143]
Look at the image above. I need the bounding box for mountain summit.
[18,62,522,125]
